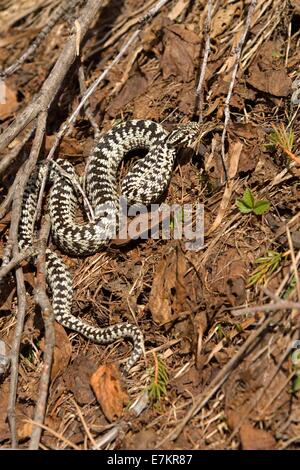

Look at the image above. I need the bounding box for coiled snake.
[18,120,198,373]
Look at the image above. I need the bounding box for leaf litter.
[0,0,300,451]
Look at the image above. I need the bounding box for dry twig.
[220,0,257,180]
[29,216,54,450]
[195,0,212,122]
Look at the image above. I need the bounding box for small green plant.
[267,123,300,165]
[236,188,270,215]
[216,323,225,340]
[247,250,284,286]
[148,354,169,403]
[268,123,294,153]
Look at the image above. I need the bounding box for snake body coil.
[18,119,198,372]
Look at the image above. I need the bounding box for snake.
[18,119,199,373]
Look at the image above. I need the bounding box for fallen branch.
[6,111,47,448]
[232,300,300,317]
[29,216,54,450]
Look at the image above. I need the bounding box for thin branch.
[78,64,101,140]
[0,247,34,281]
[232,300,300,317]
[220,0,257,180]
[29,216,55,450]
[6,111,47,448]
[195,0,212,122]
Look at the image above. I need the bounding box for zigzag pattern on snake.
[18,119,199,373]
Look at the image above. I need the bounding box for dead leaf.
[108,69,148,117]
[247,41,292,97]
[45,135,83,156]
[0,85,19,120]
[207,247,247,306]
[127,429,157,450]
[240,423,277,450]
[211,3,241,38]
[228,123,262,173]
[149,246,188,325]
[166,24,201,44]
[63,356,96,405]
[173,365,203,396]
[90,363,129,422]
[247,66,292,97]
[160,29,197,82]
[40,323,72,380]
[0,282,15,311]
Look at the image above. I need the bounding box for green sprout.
[247,250,284,286]
[236,188,270,216]
[268,123,295,153]
[148,354,169,403]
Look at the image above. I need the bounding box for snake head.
[166,122,200,148]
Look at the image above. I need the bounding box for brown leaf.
[240,423,276,450]
[207,247,247,306]
[0,85,19,120]
[0,382,10,440]
[90,363,129,422]
[40,322,72,381]
[168,0,189,21]
[63,356,96,405]
[149,246,188,325]
[211,3,240,37]
[108,70,148,117]
[247,42,292,97]
[160,29,196,82]
[127,429,157,450]
[166,24,201,44]
[17,421,33,440]
[228,123,262,173]
[178,88,195,115]
[247,66,291,97]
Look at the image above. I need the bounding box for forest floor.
[0,0,300,450]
